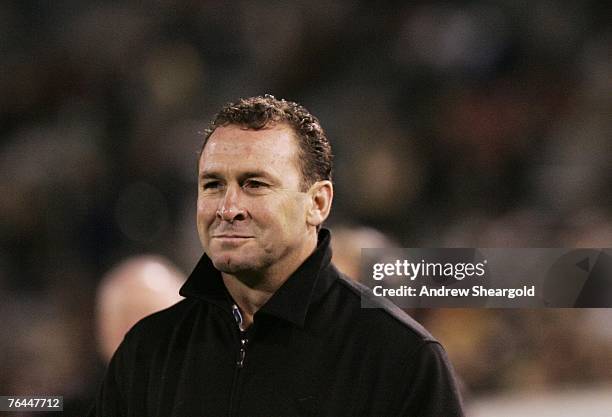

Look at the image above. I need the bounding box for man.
[90,95,464,416]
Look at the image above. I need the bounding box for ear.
[306,180,333,227]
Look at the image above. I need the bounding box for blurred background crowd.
[1,0,611,415]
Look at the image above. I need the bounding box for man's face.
[197,124,312,276]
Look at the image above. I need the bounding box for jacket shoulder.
[123,298,199,344]
[333,269,437,345]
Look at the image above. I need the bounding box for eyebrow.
[199,171,222,181]
[199,170,279,183]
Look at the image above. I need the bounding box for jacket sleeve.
[395,341,465,417]
[88,336,133,417]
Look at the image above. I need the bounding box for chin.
[210,253,257,275]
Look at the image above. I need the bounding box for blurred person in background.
[330,224,397,282]
[60,256,185,416]
[89,95,464,416]
[95,255,185,363]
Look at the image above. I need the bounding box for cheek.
[274,199,308,232]
[197,198,217,228]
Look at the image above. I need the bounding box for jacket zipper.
[228,304,249,417]
[232,304,249,368]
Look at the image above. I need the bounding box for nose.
[216,184,247,223]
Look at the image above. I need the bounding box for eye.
[202,181,222,190]
[245,180,264,188]
[243,180,269,191]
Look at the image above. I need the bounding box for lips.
[212,235,253,247]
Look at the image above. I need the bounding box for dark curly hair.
[201,95,333,191]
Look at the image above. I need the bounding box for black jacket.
[90,230,464,416]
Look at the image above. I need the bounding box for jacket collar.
[179,228,336,327]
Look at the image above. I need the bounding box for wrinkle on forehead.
[198,125,302,188]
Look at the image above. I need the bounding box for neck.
[222,233,318,329]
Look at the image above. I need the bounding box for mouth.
[211,235,253,248]
[211,235,254,245]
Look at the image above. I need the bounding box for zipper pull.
[237,338,248,368]
[232,304,245,331]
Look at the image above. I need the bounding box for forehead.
[199,124,301,177]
